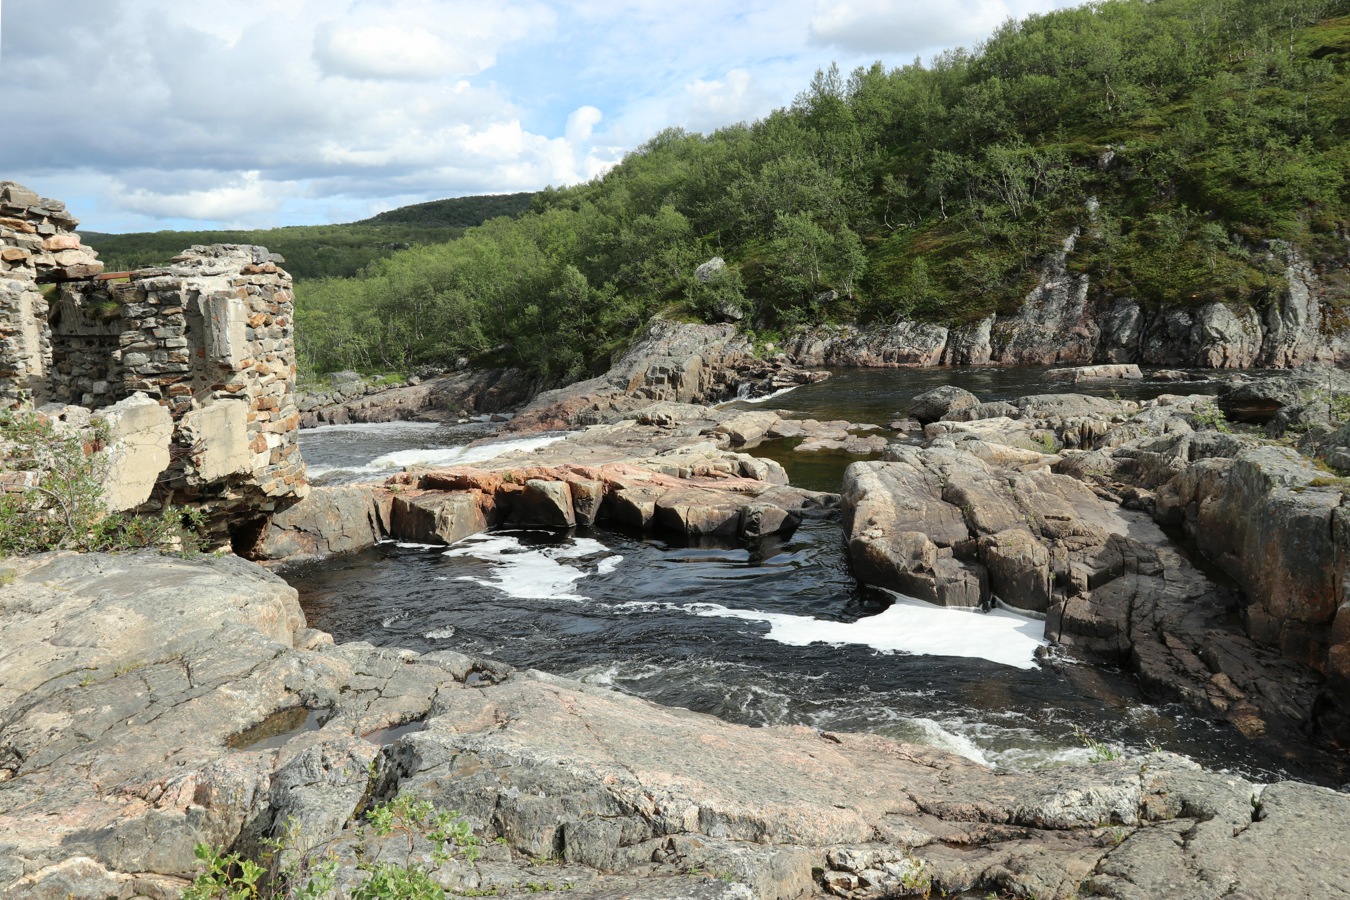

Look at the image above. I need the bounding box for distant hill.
[81,192,537,280]
[291,0,1350,382]
[358,192,536,228]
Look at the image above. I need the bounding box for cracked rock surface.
[2,551,1349,898]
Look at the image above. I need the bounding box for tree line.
[277,0,1350,379]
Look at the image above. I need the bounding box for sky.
[0,0,1082,233]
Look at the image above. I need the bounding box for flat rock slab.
[1044,364,1144,383]
[2,553,1349,900]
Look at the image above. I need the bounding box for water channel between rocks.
[288,366,1335,785]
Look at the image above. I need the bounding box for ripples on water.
[291,367,1336,785]
[292,523,1317,782]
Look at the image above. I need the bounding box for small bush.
[186,795,481,900]
[1189,400,1231,434]
[0,405,202,555]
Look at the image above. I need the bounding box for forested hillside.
[82,193,536,280]
[358,192,536,228]
[291,0,1349,379]
[84,224,458,280]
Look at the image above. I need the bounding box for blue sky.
[1,0,1081,233]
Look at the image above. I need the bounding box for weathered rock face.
[785,242,1350,370]
[5,551,1350,900]
[1218,362,1350,426]
[843,447,1131,614]
[787,320,950,367]
[507,320,825,434]
[251,446,828,562]
[991,234,1097,365]
[298,367,537,428]
[840,386,1350,745]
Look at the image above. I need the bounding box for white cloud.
[311,2,552,81]
[565,106,604,144]
[112,171,290,223]
[2,0,1081,231]
[680,69,774,134]
[809,0,1072,55]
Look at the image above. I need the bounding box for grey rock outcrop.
[784,242,1349,371]
[907,385,980,424]
[5,551,1350,900]
[298,367,537,428]
[841,390,1349,744]
[507,319,825,434]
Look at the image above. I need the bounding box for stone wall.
[0,181,103,404]
[0,181,307,539]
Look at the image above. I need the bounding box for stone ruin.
[0,181,307,544]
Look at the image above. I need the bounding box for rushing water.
[291,367,1343,785]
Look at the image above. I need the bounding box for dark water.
[289,367,1340,785]
[731,365,1220,425]
[726,366,1220,493]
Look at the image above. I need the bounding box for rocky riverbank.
[785,240,1349,370]
[840,372,1350,755]
[10,301,1350,897]
[296,319,825,433]
[4,550,1350,900]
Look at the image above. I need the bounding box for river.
[286,366,1343,785]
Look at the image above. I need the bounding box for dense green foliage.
[358,191,536,228]
[293,0,1350,379]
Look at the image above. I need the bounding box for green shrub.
[186,795,481,900]
[0,406,202,555]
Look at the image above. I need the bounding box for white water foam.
[720,384,801,407]
[892,717,992,766]
[675,593,1045,670]
[316,433,571,482]
[441,532,614,602]
[368,433,569,473]
[424,626,457,639]
[304,420,444,435]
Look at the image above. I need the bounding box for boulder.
[693,257,726,283]
[908,385,981,424]
[654,487,744,535]
[87,393,172,512]
[1043,364,1143,384]
[388,490,490,544]
[513,479,576,529]
[249,484,389,562]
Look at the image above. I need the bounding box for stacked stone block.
[0,181,307,538]
[62,245,310,528]
[0,181,103,404]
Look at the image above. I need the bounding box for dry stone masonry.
[0,181,102,402]
[0,181,307,539]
